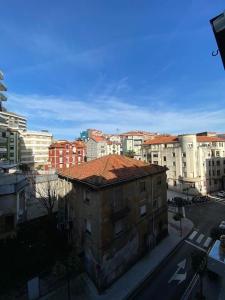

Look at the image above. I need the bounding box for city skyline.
[1,1,225,139]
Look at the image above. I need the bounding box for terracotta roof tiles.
[58,154,166,188]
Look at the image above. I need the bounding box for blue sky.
[1,0,225,139]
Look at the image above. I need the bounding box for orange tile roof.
[58,154,166,188]
[144,136,178,145]
[144,135,225,145]
[91,136,106,142]
[197,136,225,142]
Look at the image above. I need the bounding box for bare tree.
[27,173,59,217]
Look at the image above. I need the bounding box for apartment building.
[49,140,86,170]
[0,118,8,162]
[142,134,225,195]
[0,111,27,130]
[19,130,53,169]
[58,155,168,290]
[106,141,121,155]
[86,136,107,161]
[122,131,156,160]
[7,128,20,164]
[0,70,8,161]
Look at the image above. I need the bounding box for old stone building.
[58,154,168,290]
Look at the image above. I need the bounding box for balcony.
[0,82,7,92]
[0,93,7,101]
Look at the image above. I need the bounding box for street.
[133,198,225,300]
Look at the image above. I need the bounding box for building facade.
[86,136,107,161]
[49,140,86,170]
[19,130,53,169]
[142,134,225,195]
[122,131,156,160]
[58,155,168,290]
[0,111,27,131]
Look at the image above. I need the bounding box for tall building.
[58,155,168,290]
[142,134,225,195]
[0,70,8,162]
[19,130,53,169]
[49,140,86,170]
[0,111,27,130]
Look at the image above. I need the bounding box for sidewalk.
[42,212,193,300]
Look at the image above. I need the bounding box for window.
[114,220,123,236]
[212,161,215,166]
[209,170,211,176]
[172,152,175,157]
[153,161,158,165]
[173,180,177,186]
[163,156,166,161]
[85,219,92,234]
[182,152,186,157]
[173,162,176,166]
[140,205,147,216]
[217,170,220,176]
[183,162,186,167]
[216,151,220,157]
[217,160,220,166]
[214,179,217,185]
[153,153,158,158]
[140,181,146,192]
[209,161,211,166]
[213,170,215,176]
[84,190,91,203]
[224,160,225,165]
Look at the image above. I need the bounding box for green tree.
[124,150,135,158]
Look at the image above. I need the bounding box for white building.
[142,134,225,195]
[106,141,121,155]
[0,111,27,130]
[19,130,53,169]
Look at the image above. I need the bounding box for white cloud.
[6,92,225,139]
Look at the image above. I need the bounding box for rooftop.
[144,135,225,145]
[58,154,166,188]
[91,136,106,142]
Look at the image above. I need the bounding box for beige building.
[19,130,53,169]
[58,155,168,290]
[122,131,156,160]
[142,134,225,195]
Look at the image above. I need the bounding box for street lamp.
[210,11,225,69]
